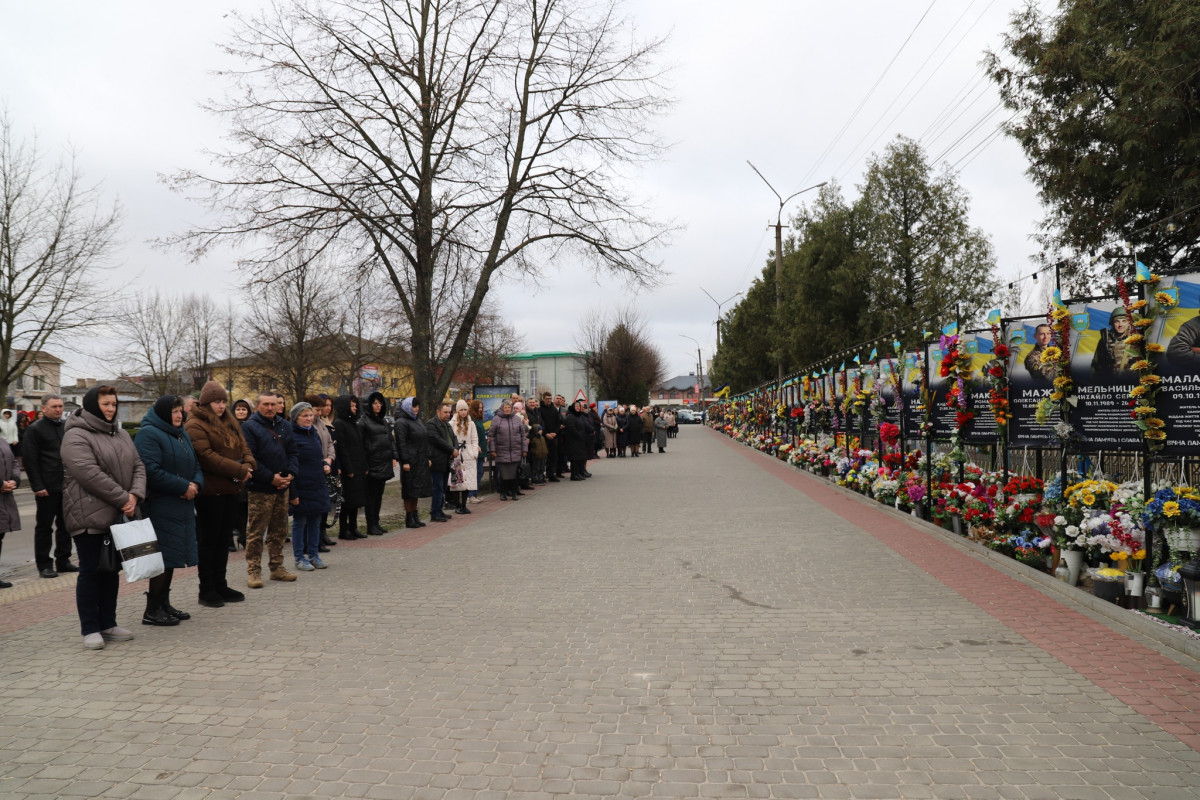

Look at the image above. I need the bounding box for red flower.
[994,344,1010,358]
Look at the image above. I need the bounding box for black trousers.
[195,494,240,593]
[75,532,118,636]
[364,477,387,528]
[34,491,73,570]
[544,436,560,479]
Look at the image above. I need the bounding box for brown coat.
[184,404,257,495]
[62,408,147,535]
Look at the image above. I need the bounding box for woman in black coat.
[393,397,432,529]
[331,395,367,540]
[625,405,643,458]
[563,401,592,480]
[358,391,396,536]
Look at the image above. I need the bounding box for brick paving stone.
[3,428,1200,798]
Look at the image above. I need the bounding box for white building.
[506,351,594,400]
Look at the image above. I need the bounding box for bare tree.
[577,306,663,405]
[0,113,120,400]
[327,267,408,396]
[116,290,191,397]
[241,256,338,402]
[453,298,524,387]
[171,0,672,415]
[181,293,223,392]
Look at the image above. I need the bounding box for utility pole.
[747,162,826,384]
[701,287,741,351]
[681,334,704,409]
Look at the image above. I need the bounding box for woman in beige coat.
[63,386,147,650]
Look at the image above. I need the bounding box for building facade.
[650,373,712,407]
[505,352,593,400]
[7,350,65,410]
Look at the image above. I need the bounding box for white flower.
[1055,516,1068,526]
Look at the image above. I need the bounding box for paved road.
[2,426,1199,799]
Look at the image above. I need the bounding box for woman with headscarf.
[615,405,629,457]
[288,402,332,571]
[601,406,618,458]
[448,399,479,513]
[135,395,203,626]
[487,398,526,500]
[331,395,367,540]
[654,409,669,453]
[186,381,256,609]
[358,391,396,535]
[626,405,643,458]
[62,386,147,650]
[393,396,432,528]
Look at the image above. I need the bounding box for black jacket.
[358,391,396,478]
[539,401,563,437]
[241,412,299,493]
[627,412,644,440]
[563,407,591,462]
[21,416,66,493]
[331,395,367,507]
[426,415,456,474]
[393,411,432,499]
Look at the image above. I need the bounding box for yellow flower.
[1053,376,1073,389]
[1124,333,1144,345]
[1040,346,1062,365]
[1130,299,1148,310]
[1146,418,1165,429]
[1133,405,1157,417]
[1049,391,1064,401]
[1141,374,1162,385]
[1081,492,1096,507]
[1164,500,1181,517]
[1147,343,1165,354]
[1133,549,1146,560]
[1129,385,1148,397]
[1155,292,1178,309]
[1134,318,1155,329]
[1145,429,1167,441]
[1131,360,1152,371]
[1111,551,1128,561]
[1178,487,1200,501]
[1051,308,1070,321]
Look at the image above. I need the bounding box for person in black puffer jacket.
[331,395,367,540]
[393,397,432,529]
[358,391,396,536]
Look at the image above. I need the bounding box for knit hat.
[456,399,469,412]
[289,401,313,425]
[199,380,228,405]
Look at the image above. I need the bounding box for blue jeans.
[291,514,322,562]
[431,471,447,517]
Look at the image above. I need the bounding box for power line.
[833,0,996,182]
[794,0,940,192]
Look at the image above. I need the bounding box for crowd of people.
[0,385,685,650]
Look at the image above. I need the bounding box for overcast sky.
[0,0,1050,386]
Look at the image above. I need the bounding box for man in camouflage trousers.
[240,393,298,587]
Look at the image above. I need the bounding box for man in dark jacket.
[241,393,300,587]
[425,402,458,522]
[22,394,76,578]
[538,393,562,482]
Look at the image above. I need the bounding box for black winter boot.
[405,511,421,529]
[142,591,180,627]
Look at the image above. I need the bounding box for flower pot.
[1165,526,1200,554]
[1061,549,1084,587]
[951,514,964,537]
[1145,586,1163,610]
[1093,579,1124,603]
[1126,571,1147,597]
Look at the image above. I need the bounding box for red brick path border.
[712,427,1200,752]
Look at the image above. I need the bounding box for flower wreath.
[1117,274,1175,451]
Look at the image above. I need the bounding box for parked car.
[676,409,701,424]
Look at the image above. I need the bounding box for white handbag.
[109,515,165,583]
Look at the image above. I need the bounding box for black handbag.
[96,533,122,573]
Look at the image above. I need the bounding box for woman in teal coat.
[135,396,203,627]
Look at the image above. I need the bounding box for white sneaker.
[100,626,134,642]
[468,496,482,504]
[83,633,105,650]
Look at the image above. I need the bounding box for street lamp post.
[700,287,742,350]
[747,162,827,384]
[680,334,704,409]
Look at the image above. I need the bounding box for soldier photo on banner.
[1150,272,1200,454]
[1006,317,1061,448]
[1061,298,1141,451]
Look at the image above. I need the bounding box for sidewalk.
[2,427,1199,799]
